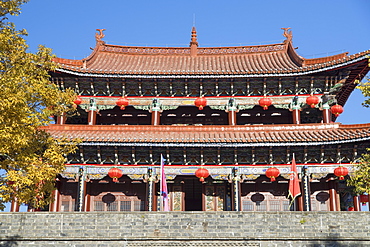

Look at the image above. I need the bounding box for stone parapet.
[0,212,369,246]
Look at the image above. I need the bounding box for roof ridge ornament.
[281,27,292,44]
[190,26,198,56]
[95,29,106,45]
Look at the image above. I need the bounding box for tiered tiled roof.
[42,123,370,147]
[53,28,370,78]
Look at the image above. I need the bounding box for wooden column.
[88,110,97,125]
[84,193,91,212]
[328,180,338,211]
[322,103,331,123]
[151,111,160,125]
[227,98,238,126]
[232,175,241,211]
[150,99,161,126]
[329,189,337,211]
[49,187,60,212]
[228,111,236,125]
[153,182,158,211]
[57,113,67,125]
[301,166,311,211]
[353,196,360,211]
[88,98,97,125]
[76,167,86,212]
[147,168,155,211]
[298,196,304,211]
[292,109,300,124]
[10,199,19,212]
[291,96,300,124]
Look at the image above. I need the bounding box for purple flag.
[160,154,169,211]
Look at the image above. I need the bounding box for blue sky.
[10,0,369,123]
[3,0,370,211]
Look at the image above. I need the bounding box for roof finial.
[95,29,106,45]
[190,26,198,56]
[281,27,292,43]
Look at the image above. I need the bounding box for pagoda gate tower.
[22,28,370,212]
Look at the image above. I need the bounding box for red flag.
[160,154,169,211]
[288,156,301,202]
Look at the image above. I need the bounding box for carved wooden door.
[204,184,226,211]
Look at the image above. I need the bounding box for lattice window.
[242,201,254,211]
[118,147,132,164]
[233,81,246,96]
[94,82,108,96]
[120,201,131,211]
[78,79,92,95]
[63,78,77,92]
[94,201,104,211]
[217,81,231,96]
[107,201,118,211]
[125,81,139,96]
[92,193,145,212]
[60,195,76,212]
[172,81,185,96]
[157,80,169,96]
[108,81,123,96]
[83,146,97,164]
[220,148,234,165]
[241,192,290,212]
[203,81,216,96]
[188,81,200,97]
[141,81,155,96]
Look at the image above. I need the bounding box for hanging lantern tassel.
[116,97,129,110]
[195,167,210,182]
[334,166,348,180]
[331,104,344,117]
[265,167,280,182]
[259,97,272,110]
[108,167,123,183]
[306,95,320,108]
[194,97,207,110]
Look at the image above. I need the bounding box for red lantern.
[195,167,209,182]
[265,167,280,182]
[331,104,344,117]
[259,97,272,110]
[334,166,348,180]
[194,97,207,110]
[360,194,369,206]
[116,97,129,110]
[306,95,319,108]
[108,167,123,182]
[73,96,82,105]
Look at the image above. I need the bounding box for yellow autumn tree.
[357,77,370,108]
[347,78,370,195]
[0,0,78,210]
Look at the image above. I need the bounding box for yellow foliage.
[0,1,78,210]
[356,78,370,108]
[348,149,370,195]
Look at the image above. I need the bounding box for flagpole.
[160,154,169,211]
[292,153,296,211]
[160,155,163,211]
[288,153,301,211]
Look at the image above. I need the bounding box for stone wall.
[0,212,369,246]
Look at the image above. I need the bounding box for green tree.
[348,77,370,195]
[0,0,77,210]
[348,151,370,195]
[357,77,370,108]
